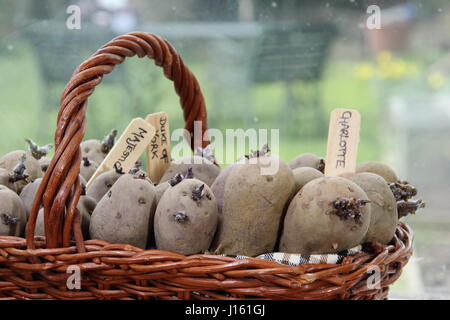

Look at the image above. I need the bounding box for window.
[0,0,448,299]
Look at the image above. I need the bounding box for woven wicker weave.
[0,32,413,300]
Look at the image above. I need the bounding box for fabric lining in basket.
[225,245,362,266]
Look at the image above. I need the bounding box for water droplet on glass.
[253,116,259,123]
[7,45,13,51]
[271,2,277,8]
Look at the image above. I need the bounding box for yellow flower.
[354,63,374,80]
[378,63,394,79]
[376,53,418,79]
[390,60,408,78]
[427,72,445,89]
[377,51,393,65]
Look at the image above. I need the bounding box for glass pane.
[0,0,448,300]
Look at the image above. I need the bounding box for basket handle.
[26,32,209,250]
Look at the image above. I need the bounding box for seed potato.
[89,173,156,248]
[0,168,16,192]
[159,156,220,186]
[19,178,42,219]
[155,181,170,204]
[350,172,398,244]
[78,195,97,238]
[86,170,122,202]
[80,157,99,182]
[154,178,218,255]
[32,195,97,238]
[80,139,106,166]
[38,157,52,173]
[0,185,27,236]
[211,164,236,214]
[356,161,398,183]
[211,155,294,257]
[0,150,43,193]
[280,177,371,254]
[289,153,324,172]
[292,167,324,195]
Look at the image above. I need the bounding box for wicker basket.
[0,32,413,300]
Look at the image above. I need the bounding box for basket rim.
[0,222,412,270]
[0,222,413,300]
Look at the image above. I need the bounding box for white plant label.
[86,118,156,188]
[145,112,171,183]
[324,109,361,177]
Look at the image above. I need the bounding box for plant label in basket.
[145,112,171,183]
[86,118,156,188]
[324,108,361,177]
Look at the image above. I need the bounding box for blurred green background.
[0,44,381,162]
[1,0,447,164]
